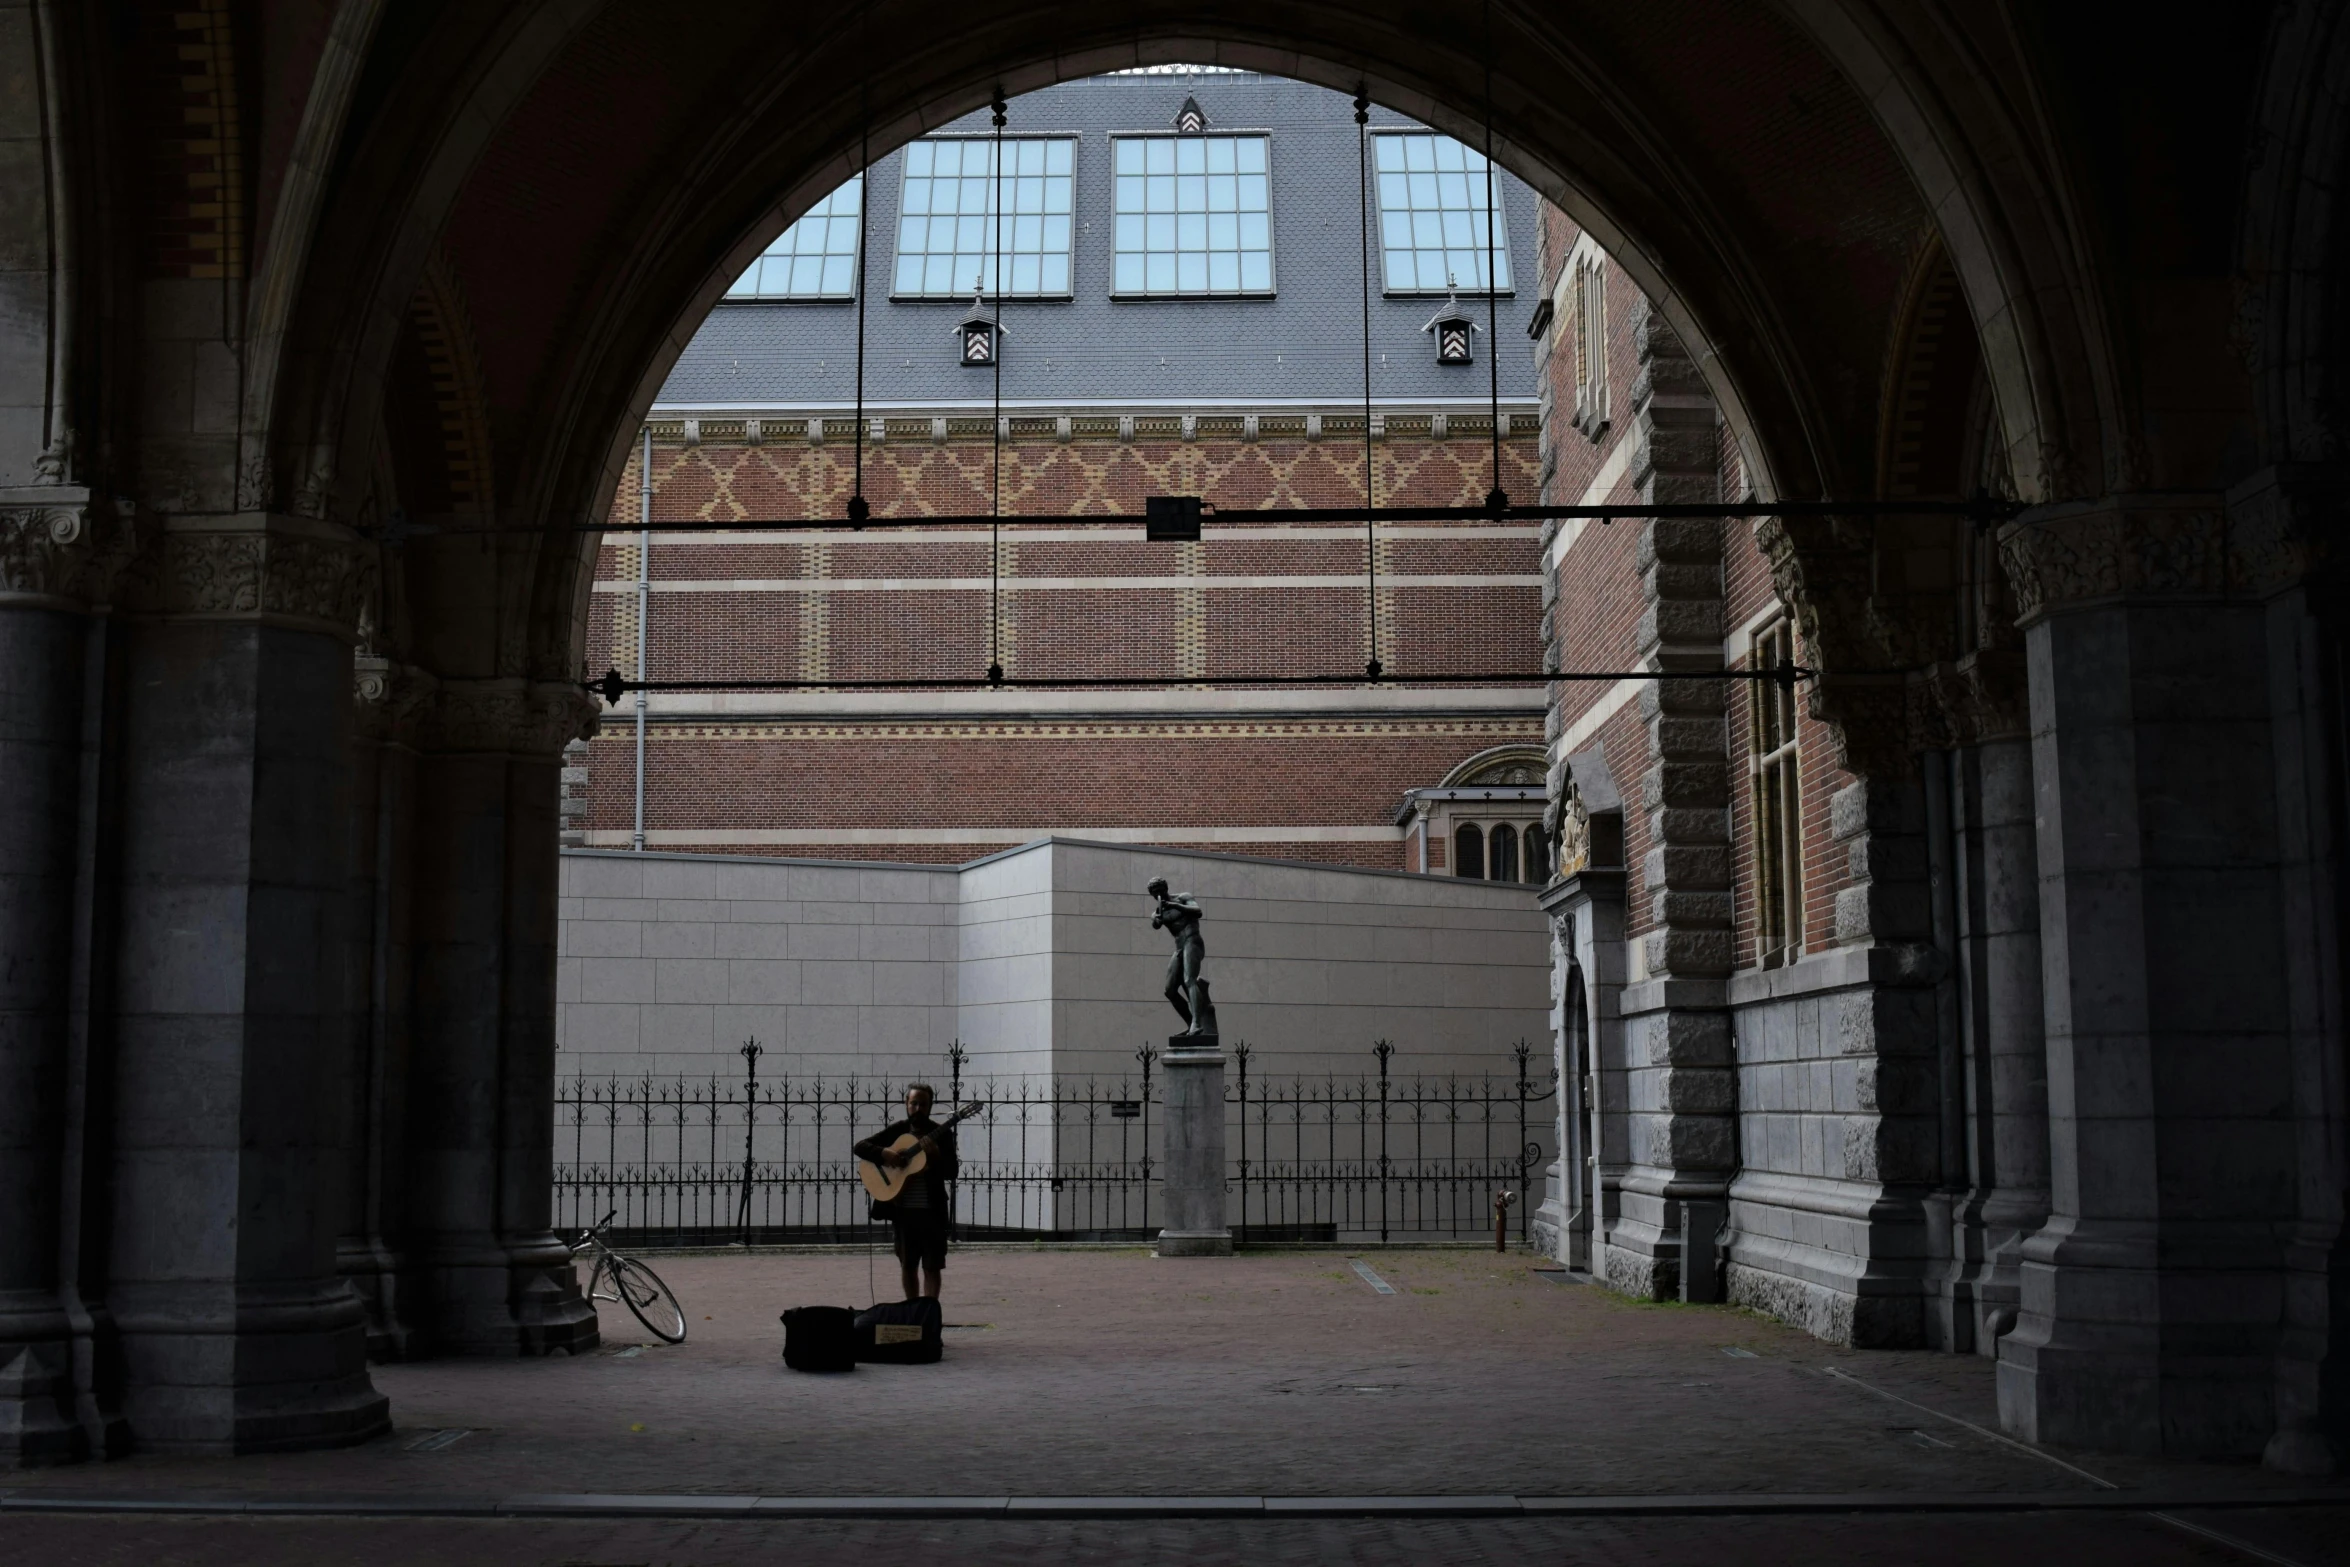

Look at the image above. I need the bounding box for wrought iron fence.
[553,1040,1554,1248]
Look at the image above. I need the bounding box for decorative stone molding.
[1997,495,2313,625]
[352,657,440,743]
[1904,648,2028,751]
[128,514,378,637]
[423,677,601,757]
[0,490,140,611]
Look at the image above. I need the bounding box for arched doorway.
[0,0,2337,1473]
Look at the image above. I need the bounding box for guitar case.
[780,1306,858,1373]
[854,1297,944,1364]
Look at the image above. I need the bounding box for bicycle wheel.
[610,1255,687,1343]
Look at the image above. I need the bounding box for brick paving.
[5,1250,2344,1564]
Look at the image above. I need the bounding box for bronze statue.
[1148,876,1217,1039]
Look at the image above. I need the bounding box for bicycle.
[570,1210,688,1344]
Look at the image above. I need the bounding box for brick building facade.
[1529,200,2053,1365]
[574,73,1550,873]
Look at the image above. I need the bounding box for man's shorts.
[891,1210,949,1270]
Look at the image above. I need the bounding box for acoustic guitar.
[857,1101,984,1203]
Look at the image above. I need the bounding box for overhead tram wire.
[513,497,2023,538]
[989,91,1007,686]
[1356,88,1380,681]
[572,76,2018,709]
[596,667,1816,697]
[848,78,872,528]
[1481,0,1506,516]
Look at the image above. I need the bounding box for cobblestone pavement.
[6,1249,2344,1566]
[5,1505,2349,1567]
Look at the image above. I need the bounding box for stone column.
[1156,1041,1231,1256]
[1994,499,2305,1457]
[106,514,389,1452]
[2236,467,2349,1475]
[1606,302,1734,1302]
[1935,733,2049,1353]
[0,497,111,1464]
[338,658,430,1360]
[402,679,600,1354]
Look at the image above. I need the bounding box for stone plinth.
[1156,1038,1231,1257]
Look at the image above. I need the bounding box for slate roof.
[656,73,1542,411]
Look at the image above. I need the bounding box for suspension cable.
[402,495,2026,541]
[1356,88,1379,681]
[989,92,1007,685]
[593,666,1816,701]
[1482,0,1505,514]
[848,78,871,528]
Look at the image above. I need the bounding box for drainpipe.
[633,426,650,852]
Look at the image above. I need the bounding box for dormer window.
[957,287,999,365]
[1174,95,1207,134]
[1423,286,1477,365]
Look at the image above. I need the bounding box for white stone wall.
[557,853,962,1084]
[557,838,1548,1089]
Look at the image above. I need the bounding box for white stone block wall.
[557,838,1548,1090]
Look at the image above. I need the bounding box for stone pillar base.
[0,1313,85,1466]
[111,1282,389,1455]
[1157,1041,1230,1258]
[411,1236,598,1357]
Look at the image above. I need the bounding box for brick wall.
[583,421,1546,864]
[1541,206,1860,972]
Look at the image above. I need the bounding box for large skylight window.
[725,176,863,301]
[1112,135,1273,296]
[1375,134,1511,295]
[893,138,1075,298]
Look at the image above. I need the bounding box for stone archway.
[1,0,2342,1469]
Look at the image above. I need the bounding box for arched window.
[1454,822,1485,879]
[1489,823,1519,883]
[1525,824,1551,883]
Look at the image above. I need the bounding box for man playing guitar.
[853,1083,960,1301]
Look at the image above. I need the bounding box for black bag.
[854,1297,943,1364]
[781,1305,858,1373]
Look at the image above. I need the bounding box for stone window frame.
[1454,820,1487,879]
[1442,816,1551,883]
[1558,232,1610,441]
[1749,614,1804,967]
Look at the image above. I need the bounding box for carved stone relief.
[424,678,601,757]
[352,656,440,744]
[1997,500,2314,623]
[0,497,143,610]
[132,521,379,637]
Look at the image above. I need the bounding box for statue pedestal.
[1156,1037,1231,1257]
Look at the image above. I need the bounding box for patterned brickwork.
[581,424,1545,868]
[143,0,245,279]
[409,251,497,513]
[621,427,1538,523]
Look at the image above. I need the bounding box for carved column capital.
[352,657,440,744]
[1997,493,2312,626]
[126,513,379,638]
[0,489,142,610]
[1904,647,2030,752]
[423,677,601,758]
